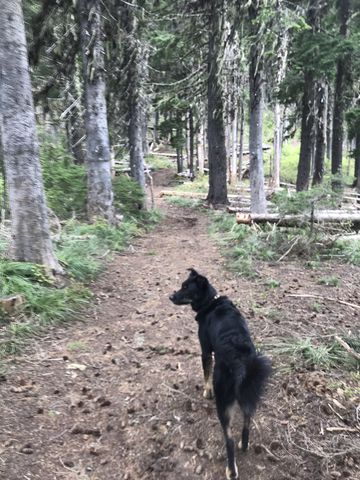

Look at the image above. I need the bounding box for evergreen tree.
[0,0,62,272]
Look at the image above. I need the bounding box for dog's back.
[197,296,270,418]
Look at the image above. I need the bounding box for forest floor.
[0,169,359,480]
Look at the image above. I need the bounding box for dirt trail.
[0,175,359,480]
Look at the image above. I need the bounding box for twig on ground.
[326,426,359,433]
[334,335,360,361]
[287,293,360,310]
[161,383,202,404]
[276,237,299,263]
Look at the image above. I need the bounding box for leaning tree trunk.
[206,0,228,205]
[0,0,62,273]
[248,2,267,213]
[313,80,326,185]
[77,0,115,223]
[331,0,351,191]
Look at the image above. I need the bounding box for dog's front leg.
[201,354,213,399]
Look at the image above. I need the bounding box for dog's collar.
[195,294,223,320]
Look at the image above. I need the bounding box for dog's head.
[169,268,214,306]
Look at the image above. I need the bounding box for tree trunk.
[326,84,333,161]
[77,0,115,223]
[296,0,321,192]
[331,0,350,191]
[229,107,238,185]
[198,119,205,175]
[273,1,289,189]
[313,81,326,185]
[273,103,283,189]
[154,110,160,145]
[355,133,360,196]
[0,0,61,273]
[124,0,147,193]
[189,107,195,180]
[296,78,315,191]
[206,0,228,205]
[248,2,267,213]
[238,100,245,183]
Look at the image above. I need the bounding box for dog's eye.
[182,285,188,290]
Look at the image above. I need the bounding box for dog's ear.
[195,274,208,289]
[188,268,199,277]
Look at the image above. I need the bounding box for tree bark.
[238,100,245,183]
[77,0,115,223]
[123,0,147,193]
[189,107,195,180]
[248,2,267,213]
[229,106,238,185]
[313,81,326,185]
[206,0,228,205]
[273,0,289,189]
[355,133,360,196]
[296,0,320,192]
[197,118,205,175]
[326,84,333,161]
[331,0,350,191]
[0,0,61,272]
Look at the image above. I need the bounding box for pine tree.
[0,0,62,273]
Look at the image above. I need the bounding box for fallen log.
[159,190,241,200]
[234,211,360,226]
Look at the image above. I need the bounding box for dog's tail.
[235,353,271,416]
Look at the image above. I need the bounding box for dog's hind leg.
[217,401,238,480]
[201,354,213,399]
[240,412,251,452]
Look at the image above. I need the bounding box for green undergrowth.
[0,211,161,358]
[165,196,203,208]
[0,137,163,358]
[272,185,341,215]
[146,153,174,170]
[268,335,360,372]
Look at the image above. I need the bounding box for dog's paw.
[203,387,213,399]
[238,440,249,452]
[226,466,238,480]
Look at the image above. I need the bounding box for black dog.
[169,269,271,480]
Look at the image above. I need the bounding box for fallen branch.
[287,293,360,311]
[334,335,360,361]
[234,211,360,226]
[326,426,359,433]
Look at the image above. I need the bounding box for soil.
[0,170,359,480]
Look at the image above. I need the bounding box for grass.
[146,153,174,170]
[269,335,360,371]
[67,340,88,352]
[176,175,209,193]
[317,276,340,287]
[208,212,317,277]
[333,237,360,266]
[0,204,162,358]
[165,196,203,208]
